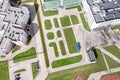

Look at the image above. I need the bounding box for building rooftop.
[42,0,82,10]
[87,0,120,23]
[88,50,96,62]
[0,0,30,54]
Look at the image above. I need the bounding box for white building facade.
[82,0,120,30]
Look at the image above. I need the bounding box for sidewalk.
[97,47,120,63]
[88,67,120,80]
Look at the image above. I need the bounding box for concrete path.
[31,1,48,79]
[101,52,110,70]
[34,54,48,80]
[97,47,120,63]
[9,58,38,80]
[88,67,120,80]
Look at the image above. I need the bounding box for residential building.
[0,0,30,55]
[82,0,120,30]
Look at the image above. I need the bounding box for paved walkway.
[34,54,48,80]
[101,52,110,70]
[30,1,48,79]
[97,47,120,63]
[9,58,38,80]
[88,67,120,80]
[50,56,89,73]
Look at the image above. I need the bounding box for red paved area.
[102,76,120,80]
[74,74,86,80]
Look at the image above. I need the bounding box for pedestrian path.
[88,67,120,80]
[97,47,120,63]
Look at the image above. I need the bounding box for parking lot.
[9,58,38,80]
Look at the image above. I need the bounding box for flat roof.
[0,0,29,53]
[88,50,96,62]
[87,0,120,23]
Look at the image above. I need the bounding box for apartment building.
[82,0,120,30]
[0,0,30,54]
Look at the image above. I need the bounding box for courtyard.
[1,0,120,80]
[39,1,120,79]
[40,4,89,72]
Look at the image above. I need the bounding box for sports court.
[74,74,86,80]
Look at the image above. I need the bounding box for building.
[42,0,82,10]
[82,0,120,30]
[0,0,30,55]
[87,50,96,62]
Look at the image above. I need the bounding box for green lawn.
[47,32,54,40]
[53,18,59,28]
[12,45,21,53]
[70,15,79,25]
[57,30,62,38]
[46,50,107,80]
[32,62,39,78]
[43,10,58,17]
[102,72,120,78]
[13,47,37,62]
[59,40,66,56]
[66,5,82,11]
[39,0,58,16]
[60,16,71,27]
[0,61,9,80]
[104,45,120,59]
[111,25,120,30]
[80,13,90,31]
[49,42,59,57]
[44,20,52,30]
[52,55,82,68]
[64,28,77,53]
[104,54,120,69]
